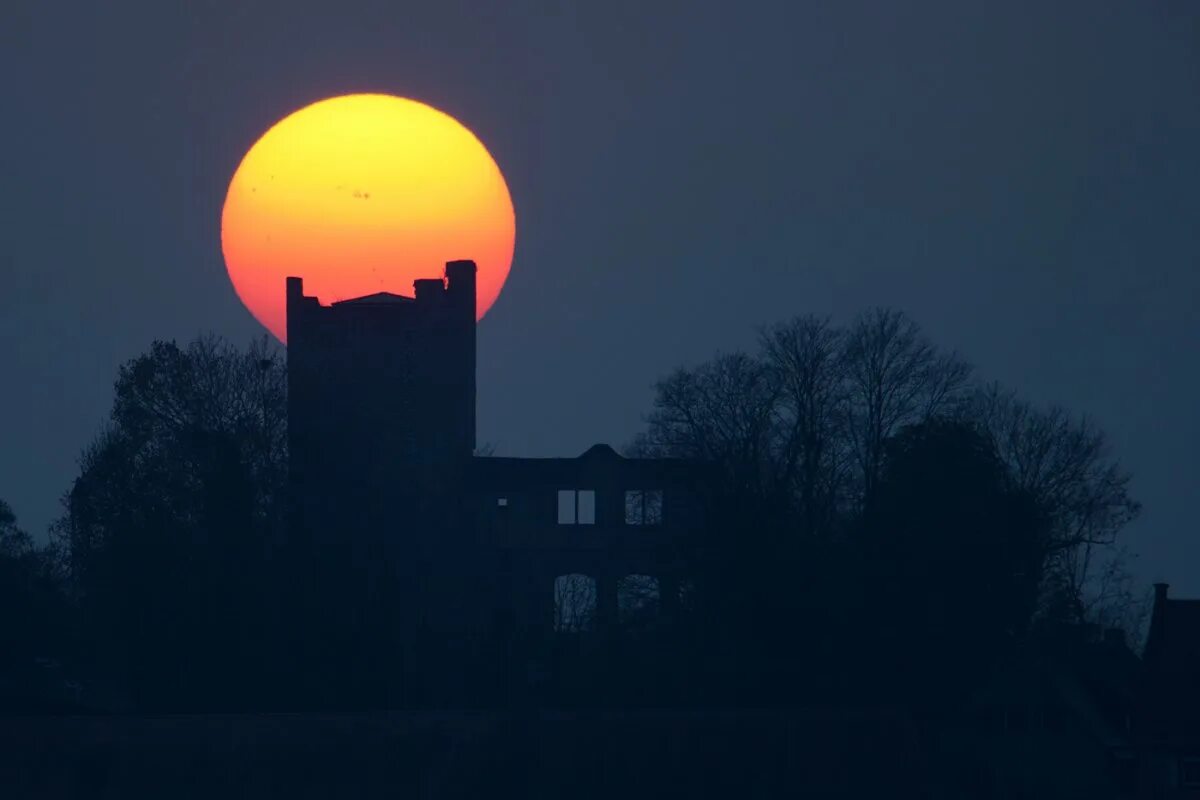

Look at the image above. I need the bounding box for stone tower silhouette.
[285,260,478,705]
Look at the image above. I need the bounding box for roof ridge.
[333,291,415,306]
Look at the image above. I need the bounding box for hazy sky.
[3,1,1198,592]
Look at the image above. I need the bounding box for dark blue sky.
[3,1,1198,591]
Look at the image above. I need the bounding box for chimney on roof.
[1146,582,1171,662]
[445,259,476,319]
[1154,582,1169,604]
[413,278,445,305]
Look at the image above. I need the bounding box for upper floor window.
[557,489,596,525]
[624,489,663,525]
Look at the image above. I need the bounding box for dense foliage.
[633,309,1141,704]
[52,336,287,708]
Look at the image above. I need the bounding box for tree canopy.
[633,308,1141,704]
[54,335,287,708]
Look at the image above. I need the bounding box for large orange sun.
[221,94,515,342]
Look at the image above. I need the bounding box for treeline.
[1,337,289,710]
[631,308,1142,707]
[0,309,1143,711]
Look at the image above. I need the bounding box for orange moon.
[221,94,515,342]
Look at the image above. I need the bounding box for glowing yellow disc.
[221,94,515,341]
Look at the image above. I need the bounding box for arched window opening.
[617,574,661,623]
[553,574,597,633]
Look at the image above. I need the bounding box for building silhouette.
[1138,583,1200,797]
[285,261,703,706]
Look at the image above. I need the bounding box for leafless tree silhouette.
[966,383,1142,625]
[634,307,1138,635]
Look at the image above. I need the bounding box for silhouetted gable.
[579,443,620,461]
[331,291,414,306]
[1141,586,1200,737]
[470,444,700,487]
[1145,587,1200,670]
[1148,600,1200,671]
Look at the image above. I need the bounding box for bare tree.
[633,306,1144,642]
[637,310,974,530]
[840,308,972,500]
[760,315,846,537]
[966,384,1141,625]
[633,352,780,499]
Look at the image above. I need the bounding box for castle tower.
[285,261,478,705]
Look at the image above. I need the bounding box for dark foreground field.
[0,708,929,798]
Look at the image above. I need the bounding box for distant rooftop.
[332,291,415,306]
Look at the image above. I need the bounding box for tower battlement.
[286,260,476,343]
